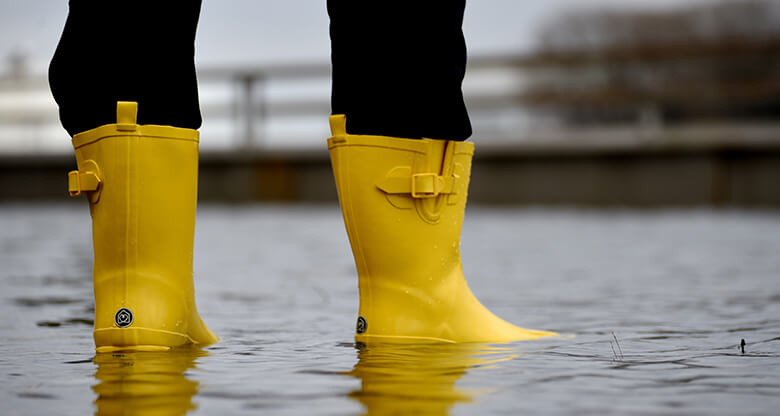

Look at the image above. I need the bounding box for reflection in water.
[345,343,518,415]
[92,348,208,416]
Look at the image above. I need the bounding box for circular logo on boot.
[356,316,367,334]
[115,308,134,328]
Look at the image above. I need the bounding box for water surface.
[2,204,779,415]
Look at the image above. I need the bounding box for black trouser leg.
[49,1,203,137]
[328,0,472,141]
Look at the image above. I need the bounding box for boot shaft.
[327,114,474,283]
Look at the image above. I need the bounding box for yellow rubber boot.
[328,115,557,343]
[68,101,218,352]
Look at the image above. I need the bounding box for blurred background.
[1,0,779,206]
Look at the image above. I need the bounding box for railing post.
[239,74,255,148]
[236,73,266,149]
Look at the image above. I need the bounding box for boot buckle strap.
[67,160,102,199]
[378,171,457,199]
[68,171,100,196]
[412,173,442,198]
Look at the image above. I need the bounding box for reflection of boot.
[93,348,207,415]
[69,102,218,352]
[328,115,557,343]
[346,343,515,416]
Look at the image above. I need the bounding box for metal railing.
[2,55,780,154]
[0,56,540,152]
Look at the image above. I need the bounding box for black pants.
[50,0,471,141]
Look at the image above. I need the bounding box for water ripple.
[2,204,780,415]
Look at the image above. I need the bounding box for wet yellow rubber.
[69,102,218,351]
[328,114,557,343]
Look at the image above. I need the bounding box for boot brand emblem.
[115,308,134,328]
[356,316,367,334]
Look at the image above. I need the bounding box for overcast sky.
[1,0,725,75]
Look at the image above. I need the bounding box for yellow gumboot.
[70,102,218,352]
[328,115,557,343]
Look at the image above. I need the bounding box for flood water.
[1,203,779,415]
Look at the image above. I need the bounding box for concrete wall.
[470,148,780,207]
[2,138,779,207]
